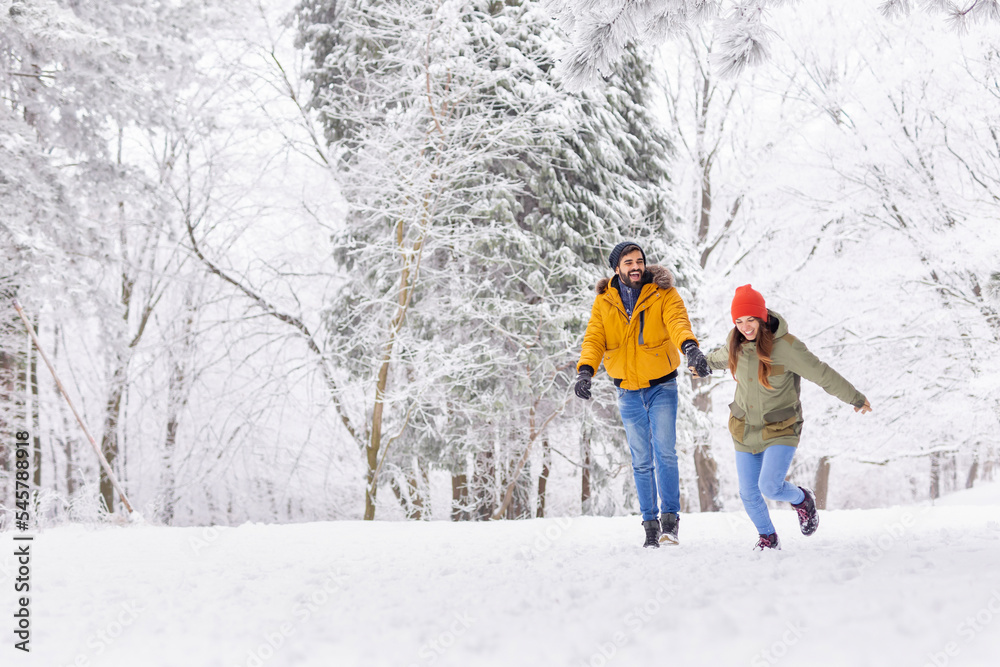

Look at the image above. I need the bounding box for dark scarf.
[617,280,641,319]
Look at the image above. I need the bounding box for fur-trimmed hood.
[596,264,675,295]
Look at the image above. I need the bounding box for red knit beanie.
[731,284,767,323]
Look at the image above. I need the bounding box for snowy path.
[3,497,1000,667]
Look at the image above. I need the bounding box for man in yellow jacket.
[575,241,710,548]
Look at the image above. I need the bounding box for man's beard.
[618,269,644,289]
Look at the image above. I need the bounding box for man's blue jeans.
[734,445,805,535]
[616,380,680,521]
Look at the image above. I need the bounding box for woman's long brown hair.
[727,317,775,389]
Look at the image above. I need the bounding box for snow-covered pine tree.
[295,0,554,520]
[419,0,708,519]
[296,0,706,519]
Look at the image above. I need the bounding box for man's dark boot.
[659,512,679,545]
[792,487,819,536]
[642,520,661,548]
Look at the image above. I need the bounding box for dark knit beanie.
[609,241,646,269]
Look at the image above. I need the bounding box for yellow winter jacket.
[577,265,698,390]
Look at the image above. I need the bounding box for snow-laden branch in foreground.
[880,0,1000,30]
[988,272,1000,303]
[711,2,774,79]
[549,0,786,89]
[554,0,1000,89]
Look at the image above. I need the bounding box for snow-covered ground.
[3,485,1000,667]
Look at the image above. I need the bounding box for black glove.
[574,367,593,400]
[682,340,711,378]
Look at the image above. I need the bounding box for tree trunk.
[30,316,41,488]
[929,451,941,500]
[364,447,379,520]
[162,292,195,525]
[99,361,127,513]
[685,68,733,512]
[407,468,425,520]
[948,454,957,494]
[63,435,77,499]
[814,456,832,510]
[364,215,429,521]
[390,476,409,517]
[472,448,495,521]
[493,398,564,520]
[497,440,534,520]
[0,342,21,506]
[966,449,979,489]
[693,444,722,512]
[536,439,551,518]
[162,403,180,524]
[390,469,425,520]
[451,472,469,521]
[15,328,28,505]
[580,429,592,515]
[51,324,78,499]
[364,357,390,521]
[691,371,722,512]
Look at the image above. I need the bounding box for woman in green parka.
[705,285,872,550]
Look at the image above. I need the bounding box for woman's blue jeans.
[616,380,679,521]
[735,445,806,535]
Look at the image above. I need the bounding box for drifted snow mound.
[3,497,999,667]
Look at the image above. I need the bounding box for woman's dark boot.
[755,532,781,550]
[792,487,819,536]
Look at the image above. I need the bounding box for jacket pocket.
[637,339,676,370]
[762,406,799,441]
[603,348,625,382]
[728,402,746,443]
[637,339,671,357]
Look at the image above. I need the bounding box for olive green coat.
[706,311,866,454]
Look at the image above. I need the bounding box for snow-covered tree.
[1,0,275,520]
[705,0,1000,507]
[656,28,761,510]
[403,4,696,520]
[296,0,698,519]
[140,3,352,524]
[0,0,130,514]
[294,0,544,519]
